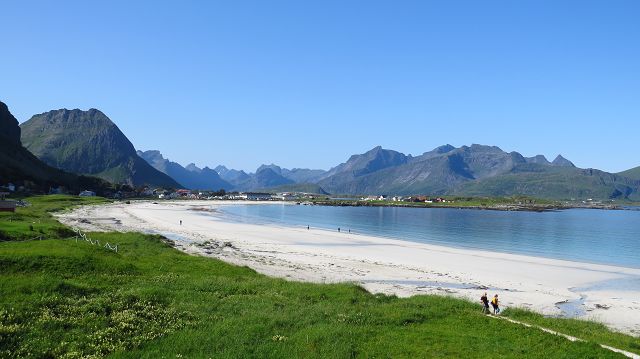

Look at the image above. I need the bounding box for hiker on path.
[480,292,490,314]
[491,294,500,314]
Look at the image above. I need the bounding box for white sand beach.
[56,200,640,336]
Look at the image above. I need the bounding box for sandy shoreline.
[56,200,640,336]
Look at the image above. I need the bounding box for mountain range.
[20,109,181,188]
[205,144,639,200]
[312,144,639,200]
[3,100,639,200]
[210,164,326,192]
[137,150,231,191]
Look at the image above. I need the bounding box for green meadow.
[1,196,638,358]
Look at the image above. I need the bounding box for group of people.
[480,292,500,314]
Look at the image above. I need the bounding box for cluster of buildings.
[3,180,447,205]
[155,190,312,201]
[362,195,450,203]
[16,184,313,202]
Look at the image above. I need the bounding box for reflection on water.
[219,204,640,268]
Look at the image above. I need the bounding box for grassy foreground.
[1,196,639,358]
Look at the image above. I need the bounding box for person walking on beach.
[480,292,490,314]
[491,294,500,314]
[179,220,182,226]
[338,227,340,232]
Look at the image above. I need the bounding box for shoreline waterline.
[217,202,640,269]
[56,200,640,336]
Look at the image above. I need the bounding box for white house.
[277,192,297,201]
[242,192,272,201]
[79,190,96,197]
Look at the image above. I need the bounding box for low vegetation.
[1,196,638,358]
[308,195,564,211]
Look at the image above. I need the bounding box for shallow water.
[218,204,640,268]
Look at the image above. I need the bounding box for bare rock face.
[0,101,21,145]
[137,150,232,190]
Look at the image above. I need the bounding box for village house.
[405,195,429,202]
[79,190,96,197]
[140,187,155,197]
[240,192,272,201]
[277,192,297,201]
[176,189,191,197]
[0,192,16,212]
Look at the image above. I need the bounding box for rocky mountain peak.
[552,155,575,167]
[185,163,202,173]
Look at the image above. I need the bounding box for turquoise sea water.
[218,204,640,269]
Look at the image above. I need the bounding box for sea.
[218,204,640,269]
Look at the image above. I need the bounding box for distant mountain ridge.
[8,102,638,199]
[20,108,180,188]
[232,167,294,191]
[215,165,251,185]
[214,164,327,192]
[256,164,326,184]
[137,150,232,190]
[207,145,638,199]
[313,144,639,200]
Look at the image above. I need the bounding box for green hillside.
[20,108,181,188]
[619,166,640,180]
[0,101,113,193]
[456,166,640,200]
[1,196,638,357]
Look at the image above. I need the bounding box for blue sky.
[1,1,639,172]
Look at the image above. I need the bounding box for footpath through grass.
[0,196,639,358]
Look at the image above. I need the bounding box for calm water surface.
[218,204,640,268]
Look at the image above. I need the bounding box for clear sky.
[2,1,639,173]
